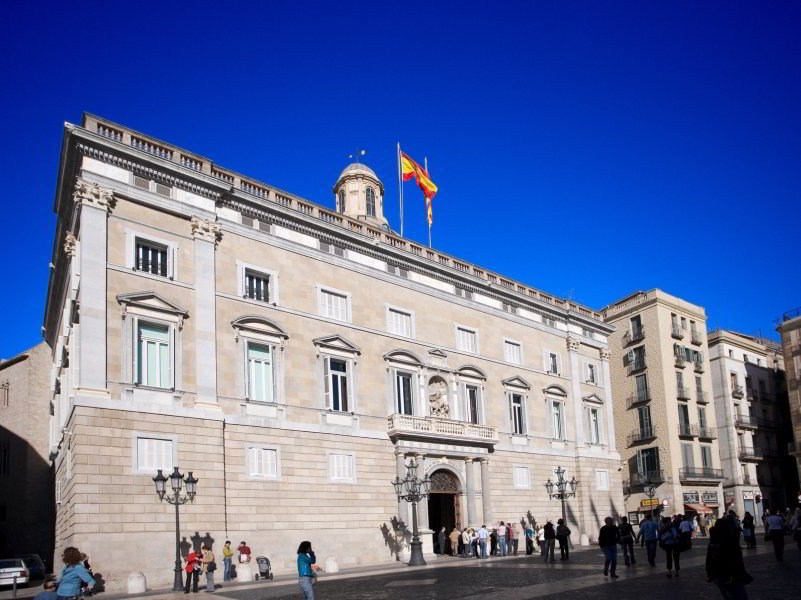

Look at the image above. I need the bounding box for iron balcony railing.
[671,325,684,339]
[696,390,708,404]
[678,423,698,438]
[675,354,686,368]
[731,385,744,399]
[627,427,657,446]
[627,357,647,375]
[693,360,705,373]
[691,330,702,345]
[738,446,765,461]
[734,414,757,429]
[630,470,665,485]
[623,327,646,346]
[746,389,758,402]
[757,417,776,429]
[698,426,716,440]
[679,467,724,481]
[626,390,651,409]
[677,386,691,400]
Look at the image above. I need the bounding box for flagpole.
[397,143,403,237]
[425,156,431,248]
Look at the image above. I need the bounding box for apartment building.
[778,308,801,485]
[603,290,724,524]
[708,330,797,517]
[43,114,623,590]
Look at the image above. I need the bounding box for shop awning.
[685,503,713,513]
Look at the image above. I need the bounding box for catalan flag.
[400,152,437,226]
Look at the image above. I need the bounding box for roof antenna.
[349,149,366,164]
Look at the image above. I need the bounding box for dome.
[336,162,379,184]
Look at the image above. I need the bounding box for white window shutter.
[132,316,139,384]
[169,325,176,389]
[323,357,330,408]
[543,350,549,372]
[346,360,354,412]
[556,353,562,375]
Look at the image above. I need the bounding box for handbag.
[207,561,217,572]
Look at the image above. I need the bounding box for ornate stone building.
[777,309,801,484]
[44,114,623,590]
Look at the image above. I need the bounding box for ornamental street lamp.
[544,466,578,528]
[391,457,431,566]
[153,467,199,591]
[644,480,656,520]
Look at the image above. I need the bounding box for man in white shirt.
[765,509,786,562]
[496,521,507,556]
[478,525,489,558]
[679,516,695,535]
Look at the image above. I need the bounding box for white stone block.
[237,563,255,582]
[127,572,146,594]
[579,533,589,546]
[324,557,339,573]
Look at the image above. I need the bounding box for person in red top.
[237,541,252,563]
[184,549,199,593]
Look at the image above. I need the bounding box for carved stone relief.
[428,376,449,417]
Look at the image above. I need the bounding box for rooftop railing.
[679,467,724,481]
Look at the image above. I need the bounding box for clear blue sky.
[1,1,799,357]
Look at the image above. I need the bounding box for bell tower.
[333,162,387,228]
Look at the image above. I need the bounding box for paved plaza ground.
[2,540,798,600]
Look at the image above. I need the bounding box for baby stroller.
[254,556,273,580]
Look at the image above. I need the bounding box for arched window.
[337,190,346,213]
[366,188,376,217]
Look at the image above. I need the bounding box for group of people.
[434,519,572,561]
[33,547,96,600]
[183,540,253,593]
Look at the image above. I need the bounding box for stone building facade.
[602,290,724,524]
[44,114,623,590]
[778,309,801,485]
[707,330,797,517]
[0,342,55,567]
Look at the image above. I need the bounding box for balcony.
[627,357,647,375]
[738,446,764,462]
[679,467,724,482]
[671,325,684,339]
[677,386,691,400]
[387,414,498,445]
[626,390,651,409]
[691,330,702,345]
[757,417,776,429]
[693,360,705,373]
[746,389,758,402]
[623,327,645,346]
[698,426,717,440]
[675,354,686,368]
[678,423,698,438]
[731,385,744,399]
[696,390,709,404]
[734,414,757,429]
[787,441,801,456]
[627,427,657,446]
[630,470,666,486]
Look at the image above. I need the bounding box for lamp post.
[153,467,198,591]
[544,466,578,527]
[391,456,431,566]
[644,480,656,520]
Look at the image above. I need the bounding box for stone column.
[600,348,616,451]
[465,458,477,526]
[415,454,429,530]
[73,179,113,398]
[395,451,409,526]
[480,458,493,525]
[191,217,221,408]
[567,337,584,446]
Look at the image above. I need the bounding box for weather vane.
[349,149,367,163]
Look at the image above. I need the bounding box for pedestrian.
[706,514,752,600]
[678,515,694,552]
[765,509,786,562]
[537,524,546,556]
[200,543,216,592]
[598,517,620,578]
[741,512,756,549]
[636,513,659,566]
[449,527,460,556]
[33,578,58,600]
[471,528,479,558]
[478,524,489,558]
[555,518,571,560]
[221,541,233,582]
[184,548,200,594]
[497,521,507,556]
[461,528,471,557]
[790,508,801,552]
[618,516,636,566]
[659,516,680,577]
[437,527,446,555]
[490,525,497,555]
[543,520,556,562]
[237,541,251,564]
[510,522,519,556]
[296,541,316,600]
[56,547,96,599]
[525,523,534,555]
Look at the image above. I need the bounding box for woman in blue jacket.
[296,541,316,600]
[56,547,95,600]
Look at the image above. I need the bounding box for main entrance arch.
[427,469,461,554]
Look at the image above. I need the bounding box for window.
[0,440,9,477]
[681,443,694,468]
[329,453,354,482]
[544,351,561,374]
[509,393,526,435]
[728,349,734,358]
[247,344,274,402]
[695,376,703,396]
[136,437,173,472]
[757,358,762,367]
[542,315,556,328]
[248,447,278,478]
[465,385,480,424]
[681,317,687,330]
[630,315,643,338]
[366,188,376,217]
[678,404,690,431]
[701,446,712,469]
[137,322,171,388]
[504,341,521,365]
[550,400,563,439]
[244,270,270,302]
[319,288,349,322]
[387,308,413,338]
[0,383,8,408]
[395,371,414,415]
[698,406,707,428]
[513,466,530,488]
[635,374,648,402]
[337,190,346,213]
[136,240,168,277]
[586,362,597,384]
[587,407,601,444]
[324,358,349,412]
[730,372,738,389]
[676,371,685,389]
[637,406,652,434]
[636,447,659,477]
[595,469,609,491]
[457,327,478,353]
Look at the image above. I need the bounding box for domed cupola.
[332,162,387,228]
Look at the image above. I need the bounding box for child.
[33,578,58,600]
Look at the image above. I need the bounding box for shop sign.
[683,492,700,504]
[662,498,671,506]
[640,498,660,507]
[742,491,754,500]
[702,492,718,503]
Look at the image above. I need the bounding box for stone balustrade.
[387,413,498,444]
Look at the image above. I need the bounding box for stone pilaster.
[191,217,221,408]
[395,451,409,526]
[480,458,493,525]
[73,178,113,398]
[415,454,429,530]
[600,347,616,451]
[567,336,584,446]
[465,458,477,526]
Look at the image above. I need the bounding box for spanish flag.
[401,152,437,225]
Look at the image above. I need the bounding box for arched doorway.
[427,469,461,554]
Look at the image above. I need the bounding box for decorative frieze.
[73,178,114,211]
[566,337,580,352]
[190,216,222,245]
[63,232,78,257]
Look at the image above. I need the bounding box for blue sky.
[1,1,799,357]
